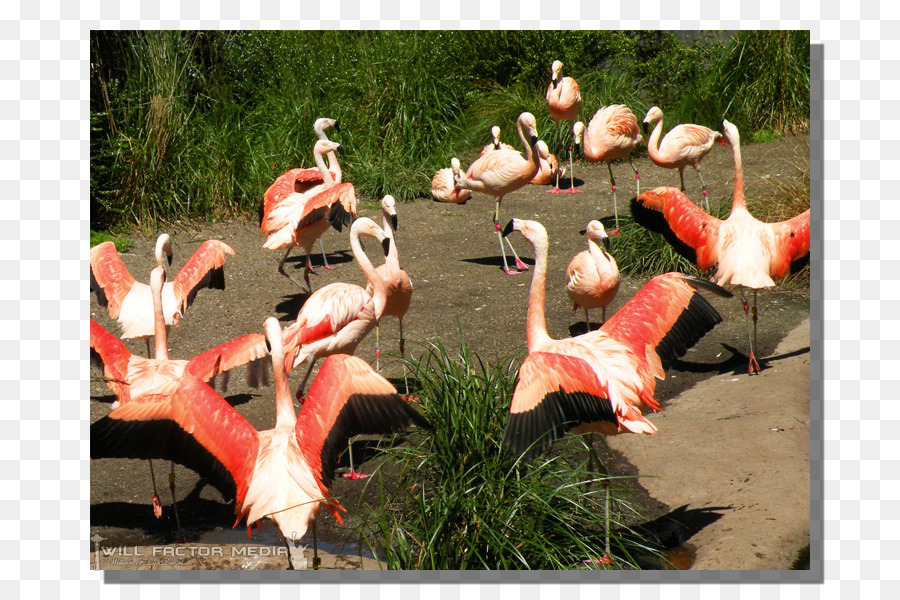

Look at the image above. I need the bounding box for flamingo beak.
[333,121,341,133]
[603,237,611,253]
[642,121,649,136]
[336,144,346,158]
[391,214,398,232]
[502,219,516,237]
[381,237,391,256]
[530,135,538,147]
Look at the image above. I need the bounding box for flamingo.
[90,266,269,535]
[479,125,557,186]
[90,234,234,355]
[573,105,643,231]
[565,220,620,329]
[452,111,541,275]
[546,60,582,193]
[479,125,516,156]
[92,316,428,568]
[499,218,730,557]
[631,119,810,374]
[262,139,358,291]
[366,195,413,395]
[431,162,473,204]
[280,217,390,407]
[642,106,727,211]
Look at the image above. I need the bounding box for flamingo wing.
[597,273,730,393]
[90,242,136,320]
[465,149,532,190]
[293,182,357,238]
[769,209,811,279]
[660,125,721,162]
[185,332,269,385]
[502,352,652,462]
[91,375,260,509]
[90,319,133,404]
[294,354,429,488]
[261,168,338,231]
[431,168,472,204]
[171,240,235,314]
[631,186,724,270]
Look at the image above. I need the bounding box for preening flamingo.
[366,195,413,394]
[546,60,582,193]
[90,266,269,534]
[431,161,473,204]
[565,220,620,329]
[92,316,428,567]
[631,119,810,374]
[262,139,358,291]
[90,234,234,355]
[259,117,343,271]
[499,218,730,556]
[452,112,541,274]
[642,106,727,211]
[573,105,643,230]
[281,217,390,406]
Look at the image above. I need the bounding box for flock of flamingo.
[90,59,811,568]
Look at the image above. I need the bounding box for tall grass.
[356,338,663,570]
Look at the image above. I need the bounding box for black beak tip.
[381,237,391,256]
[603,237,611,252]
[167,255,173,266]
[391,214,398,232]
[642,122,649,136]
[334,121,341,133]
[530,135,538,147]
[578,229,587,235]
[502,219,515,237]
[337,144,346,157]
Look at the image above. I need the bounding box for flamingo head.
[585,220,611,253]
[490,125,501,146]
[351,216,391,256]
[572,121,584,147]
[314,139,343,159]
[314,117,339,137]
[642,106,662,136]
[381,194,398,231]
[518,112,539,147]
[535,140,551,161]
[722,119,740,147]
[155,233,173,267]
[502,218,548,248]
[550,59,563,83]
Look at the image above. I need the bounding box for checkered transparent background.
[0,0,880,596]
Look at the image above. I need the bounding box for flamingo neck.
[729,133,747,214]
[351,232,387,318]
[382,211,399,266]
[314,147,335,187]
[586,237,608,266]
[648,117,664,156]
[516,119,534,163]
[525,234,553,351]
[326,152,342,184]
[151,280,168,360]
[271,349,296,429]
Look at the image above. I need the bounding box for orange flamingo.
[480,125,557,186]
[431,161,473,204]
[366,195,413,394]
[90,234,234,355]
[631,119,810,374]
[573,105,643,230]
[90,265,268,535]
[262,139,357,291]
[281,217,389,404]
[452,111,541,274]
[565,220,620,329]
[546,60,582,193]
[642,106,727,211]
[499,218,730,556]
[92,316,427,567]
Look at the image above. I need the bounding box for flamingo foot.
[152,493,162,518]
[546,187,564,194]
[401,395,420,402]
[503,268,523,275]
[583,555,613,566]
[323,264,336,270]
[748,353,761,375]
[606,228,621,236]
[342,469,371,480]
[564,187,583,194]
[514,258,529,271]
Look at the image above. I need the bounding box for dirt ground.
[89,133,811,570]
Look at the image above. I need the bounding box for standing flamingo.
[546,60,582,193]
[642,106,727,211]
[631,119,810,374]
[262,140,357,291]
[90,234,234,355]
[573,105,643,230]
[90,266,269,536]
[565,220,620,330]
[281,217,390,406]
[92,316,428,568]
[452,112,541,274]
[366,195,413,395]
[499,218,730,556]
[480,125,557,186]
[431,161,473,204]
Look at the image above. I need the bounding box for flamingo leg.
[399,318,409,397]
[564,140,582,194]
[149,460,162,519]
[494,198,521,275]
[601,305,607,326]
[319,239,335,270]
[282,534,296,570]
[607,163,619,231]
[375,323,381,372]
[629,158,640,197]
[144,337,152,358]
[582,433,612,559]
[343,438,370,480]
[697,170,710,211]
[583,307,591,331]
[679,169,686,192]
[741,291,761,374]
[278,247,309,290]
[168,462,185,542]
[295,358,317,402]
[311,521,320,570]
[547,122,564,193]
[751,289,760,372]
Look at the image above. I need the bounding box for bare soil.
[89,134,810,570]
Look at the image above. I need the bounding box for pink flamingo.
[479,125,516,156]
[480,125,557,186]
[366,195,413,395]
[90,234,234,355]
[431,161,473,204]
[546,60,582,193]
[452,111,541,274]
[93,316,427,568]
[500,218,730,556]
[573,105,643,231]
[91,265,269,536]
[631,119,811,374]
[262,139,358,291]
[565,220,620,329]
[642,106,727,211]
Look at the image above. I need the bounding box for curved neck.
[351,231,386,317]
[729,133,746,214]
[648,117,664,155]
[516,119,534,163]
[382,210,399,266]
[314,148,335,187]
[525,234,552,351]
[586,237,608,265]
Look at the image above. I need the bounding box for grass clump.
[357,337,662,570]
